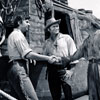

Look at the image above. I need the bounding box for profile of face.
[79,20,91,30]
[21,19,30,32]
[48,23,59,35]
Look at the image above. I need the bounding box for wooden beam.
[0,89,18,100]
[53,1,86,15]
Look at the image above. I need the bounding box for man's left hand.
[66,70,73,79]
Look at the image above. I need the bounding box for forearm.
[0,35,5,45]
[70,48,83,62]
[25,51,49,61]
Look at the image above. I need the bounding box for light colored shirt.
[7,28,32,61]
[44,33,77,58]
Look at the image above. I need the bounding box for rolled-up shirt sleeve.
[15,36,32,58]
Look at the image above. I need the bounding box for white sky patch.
[68,0,100,19]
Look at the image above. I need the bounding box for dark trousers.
[7,60,38,100]
[88,62,100,100]
[47,64,72,100]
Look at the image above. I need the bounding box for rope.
[0,0,22,40]
[13,0,21,13]
[6,0,21,15]
[35,0,45,19]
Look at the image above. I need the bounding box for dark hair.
[14,16,23,28]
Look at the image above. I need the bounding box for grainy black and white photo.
[0,0,100,100]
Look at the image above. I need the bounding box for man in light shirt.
[44,17,77,100]
[7,16,59,100]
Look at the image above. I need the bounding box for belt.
[89,58,100,63]
[9,59,27,63]
[9,59,29,75]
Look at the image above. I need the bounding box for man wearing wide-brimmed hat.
[45,17,61,31]
[64,13,100,100]
[44,17,77,100]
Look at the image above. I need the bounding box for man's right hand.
[48,55,61,64]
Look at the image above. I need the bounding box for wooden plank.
[0,89,18,100]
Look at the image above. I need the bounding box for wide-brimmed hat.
[45,17,61,30]
[78,14,100,29]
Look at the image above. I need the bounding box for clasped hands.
[48,55,70,66]
[48,55,73,78]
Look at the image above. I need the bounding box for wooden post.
[0,89,18,100]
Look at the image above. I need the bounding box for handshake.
[48,55,71,66]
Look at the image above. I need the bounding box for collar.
[57,33,64,39]
[49,33,64,41]
[14,28,22,33]
[47,33,64,46]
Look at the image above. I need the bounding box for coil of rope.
[5,0,21,15]
[35,0,54,19]
[35,0,45,19]
[0,0,21,47]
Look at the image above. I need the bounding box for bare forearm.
[70,48,84,62]
[26,52,49,61]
